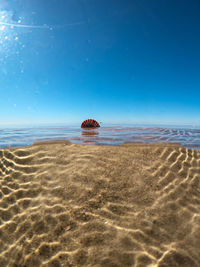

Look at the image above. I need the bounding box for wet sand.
[0,142,200,267]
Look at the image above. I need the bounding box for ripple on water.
[0,125,199,149]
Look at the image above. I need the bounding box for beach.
[0,142,200,267]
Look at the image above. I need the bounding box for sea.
[0,123,200,150]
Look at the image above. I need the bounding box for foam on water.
[0,124,200,149]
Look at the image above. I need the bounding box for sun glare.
[0,9,20,53]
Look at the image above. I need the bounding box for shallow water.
[0,124,200,149]
[1,139,200,267]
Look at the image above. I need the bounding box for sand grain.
[0,142,200,267]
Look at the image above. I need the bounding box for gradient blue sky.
[0,0,200,125]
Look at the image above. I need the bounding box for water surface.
[0,124,200,150]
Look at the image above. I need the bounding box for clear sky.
[0,0,200,126]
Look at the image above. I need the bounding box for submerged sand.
[0,142,200,267]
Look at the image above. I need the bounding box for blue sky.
[0,0,200,125]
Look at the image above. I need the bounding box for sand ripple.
[0,142,200,266]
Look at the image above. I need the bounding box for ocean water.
[0,124,200,149]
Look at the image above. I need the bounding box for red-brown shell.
[81,119,100,128]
